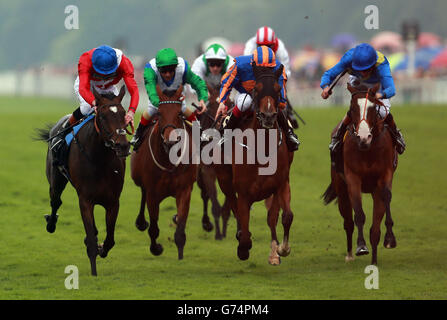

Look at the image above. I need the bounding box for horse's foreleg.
[221,197,231,238]
[45,166,68,233]
[371,191,386,265]
[146,193,163,256]
[135,188,148,231]
[175,186,193,260]
[267,193,280,265]
[277,181,293,258]
[346,173,369,256]
[79,198,98,276]
[381,185,396,249]
[99,201,119,259]
[236,196,252,261]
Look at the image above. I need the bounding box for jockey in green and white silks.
[130,48,208,151]
[321,43,406,158]
[190,43,234,89]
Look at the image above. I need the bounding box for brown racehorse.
[215,64,294,265]
[37,86,131,276]
[323,83,398,265]
[197,83,233,240]
[131,85,197,259]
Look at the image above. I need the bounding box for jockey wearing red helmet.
[244,26,291,78]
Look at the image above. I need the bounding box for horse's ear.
[117,85,126,101]
[92,86,102,102]
[275,64,284,79]
[347,83,356,94]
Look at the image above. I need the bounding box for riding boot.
[385,113,406,155]
[130,121,149,152]
[51,112,78,166]
[329,115,351,170]
[286,103,299,129]
[277,110,300,152]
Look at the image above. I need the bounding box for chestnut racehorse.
[216,64,294,265]
[37,87,131,276]
[323,83,398,265]
[197,83,233,240]
[131,85,197,259]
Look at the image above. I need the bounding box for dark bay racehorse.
[131,85,197,259]
[37,86,130,276]
[323,83,398,265]
[216,64,294,265]
[197,83,233,240]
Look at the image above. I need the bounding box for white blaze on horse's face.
[356,98,374,146]
[109,106,118,113]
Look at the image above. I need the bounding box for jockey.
[215,46,300,152]
[191,43,234,89]
[321,43,406,159]
[244,26,291,78]
[130,48,208,151]
[52,45,139,158]
[244,26,298,129]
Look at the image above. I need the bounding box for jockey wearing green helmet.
[130,48,208,151]
[191,43,234,89]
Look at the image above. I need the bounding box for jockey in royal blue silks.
[215,45,300,152]
[320,43,406,158]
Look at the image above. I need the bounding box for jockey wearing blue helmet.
[320,43,405,161]
[91,45,119,74]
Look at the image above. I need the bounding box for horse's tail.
[33,123,54,143]
[322,182,337,205]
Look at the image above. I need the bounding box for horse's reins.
[93,103,129,151]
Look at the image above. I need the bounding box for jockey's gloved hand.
[197,100,207,115]
[125,110,135,126]
[215,102,227,120]
[321,86,332,99]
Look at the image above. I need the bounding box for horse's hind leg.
[277,182,294,258]
[79,198,98,276]
[221,197,231,238]
[371,191,386,265]
[146,193,163,256]
[45,162,68,233]
[135,188,149,231]
[203,168,224,239]
[99,201,119,259]
[267,193,281,265]
[175,186,193,260]
[197,167,214,234]
[236,196,252,261]
[382,186,396,249]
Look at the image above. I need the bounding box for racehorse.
[131,85,197,259]
[215,63,294,265]
[323,83,398,265]
[197,83,233,240]
[36,86,130,276]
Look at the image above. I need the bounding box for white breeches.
[74,76,118,116]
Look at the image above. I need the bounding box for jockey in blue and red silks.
[320,43,406,160]
[215,45,300,152]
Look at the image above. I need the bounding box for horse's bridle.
[253,73,280,129]
[349,90,386,138]
[94,103,127,151]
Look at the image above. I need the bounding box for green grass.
[0,96,446,299]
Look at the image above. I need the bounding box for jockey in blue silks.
[320,43,406,158]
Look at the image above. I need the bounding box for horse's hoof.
[215,233,223,241]
[44,214,58,233]
[98,244,108,258]
[345,254,354,262]
[268,255,281,266]
[277,244,291,257]
[150,243,163,256]
[135,220,149,231]
[384,236,397,249]
[237,247,250,261]
[356,245,369,256]
[202,221,213,232]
